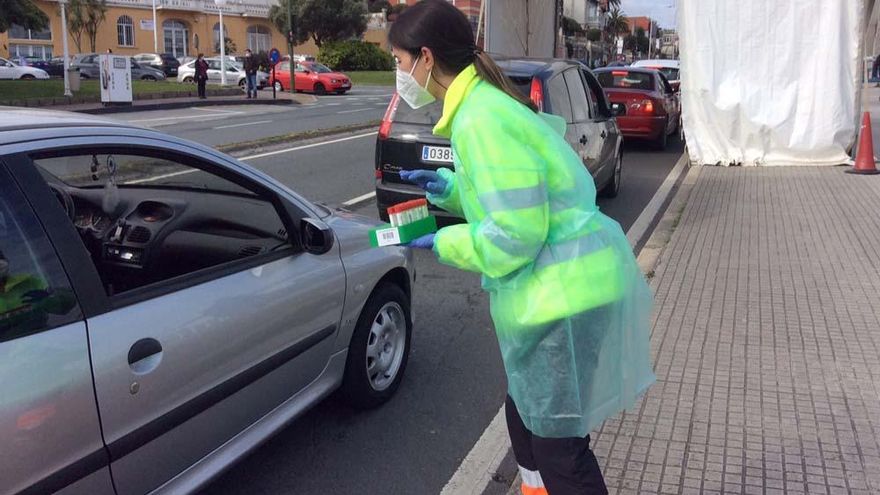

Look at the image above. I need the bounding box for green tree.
[562,16,585,37]
[635,27,649,55]
[270,0,367,49]
[586,28,602,42]
[368,0,391,14]
[604,7,629,58]
[0,0,48,33]
[67,0,107,53]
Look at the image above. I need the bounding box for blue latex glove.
[399,170,448,195]
[406,233,435,249]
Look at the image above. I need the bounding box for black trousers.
[197,77,207,98]
[506,395,608,495]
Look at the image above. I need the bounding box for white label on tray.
[376,227,401,247]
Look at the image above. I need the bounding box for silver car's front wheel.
[366,302,407,391]
[341,283,411,409]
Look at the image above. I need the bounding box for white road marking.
[127,132,377,184]
[191,107,242,114]
[341,191,376,207]
[337,108,373,114]
[213,120,273,129]
[441,151,689,495]
[327,103,342,106]
[128,112,243,123]
[239,131,377,160]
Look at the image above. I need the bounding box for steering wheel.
[48,183,76,222]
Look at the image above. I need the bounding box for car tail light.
[375,169,383,179]
[642,99,655,114]
[378,93,400,140]
[612,70,628,77]
[529,77,544,112]
[631,98,655,115]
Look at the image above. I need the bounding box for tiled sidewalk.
[592,166,880,494]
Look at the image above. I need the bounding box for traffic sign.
[269,48,281,65]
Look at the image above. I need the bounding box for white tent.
[679,0,863,166]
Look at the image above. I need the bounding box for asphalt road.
[188,127,686,494]
[115,86,392,147]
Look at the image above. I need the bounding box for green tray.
[369,216,438,247]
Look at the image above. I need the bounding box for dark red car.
[594,67,680,150]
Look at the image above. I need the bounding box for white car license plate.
[421,146,454,163]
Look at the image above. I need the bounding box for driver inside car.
[0,249,76,340]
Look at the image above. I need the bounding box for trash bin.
[67,68,80,92]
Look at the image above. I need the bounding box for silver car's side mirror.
[301,218,334,255]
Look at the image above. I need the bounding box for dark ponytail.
[389,0,538,113]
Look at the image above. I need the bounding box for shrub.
[318,40,394,71]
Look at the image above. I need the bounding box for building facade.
[563,0,602,30]
[1,0,287,61]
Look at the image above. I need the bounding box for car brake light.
[529,78,544,112]
[612,71,628,76]
[379,93,400,140]
[375,169,383,179]
[643,99,655,114]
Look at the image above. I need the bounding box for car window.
[278,62,290,71]
[596,70,655,91]
[0,173,80,342]
[581,69,611,119]
[208,60,221,70]
[547,74,574,123]
[31,151,292,296]
[296,64,307,72]
[563,69,591,122]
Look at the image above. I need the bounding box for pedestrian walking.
[195,53,209,99]
[243,49,258,99]
[392,2,655,494]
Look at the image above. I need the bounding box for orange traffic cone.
[848,112,880,174]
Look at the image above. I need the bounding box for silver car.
[177,57,268,89]
[0,108,415,495]
[72,54,166,81]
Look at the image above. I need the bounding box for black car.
[374,57,624,221]
[134,52,181,77]
[23,57,67,77]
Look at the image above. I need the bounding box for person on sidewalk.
[392,2,655,494]
[244,49,258,99]
[195,53,209,99]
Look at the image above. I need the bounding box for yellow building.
[0,0,315,62]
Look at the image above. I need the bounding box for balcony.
[46,0,275,18]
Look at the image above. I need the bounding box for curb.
[79,98,295,115]
[218,120,381,154]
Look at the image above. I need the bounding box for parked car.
[281,54,317,63]
[178,57,269,89]
[594,67,681,150]
[0,106,415,495]
[71,54,166,81]
[269,61,352,95]
[0,57,50,80]
[631,59,680,91]
[133,53,181,77]
[375,57,623,221]
[28,57,69,77]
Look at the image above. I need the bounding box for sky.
[620,0,678,30]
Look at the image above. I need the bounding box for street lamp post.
[152,0,158,53]
[216,0,227,85]
[59,0,72,97]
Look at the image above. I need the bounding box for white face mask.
[396,55,436,109]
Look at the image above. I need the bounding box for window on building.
[117,15,135,46]
[8,24,52,41]
[246,25,271,53]
[213,22,228,53]
[163,20,189,58]
[8,44,53,61]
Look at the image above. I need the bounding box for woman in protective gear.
[391,1,655,493]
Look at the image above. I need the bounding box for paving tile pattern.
[593,167,880,495]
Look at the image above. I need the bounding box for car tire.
[20,74,35,80]
[599,151,622,198]
[142,75,156,81]
[314,83,327,95]
[336,90,346,95]
[182,76,194,84]
[238,78,246,88]
[340,283,411,409]
[655,120,668,151]
[274,81,284,92]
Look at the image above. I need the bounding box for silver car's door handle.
[128,338,162,367]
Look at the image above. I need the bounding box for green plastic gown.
[428,65,655,438]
